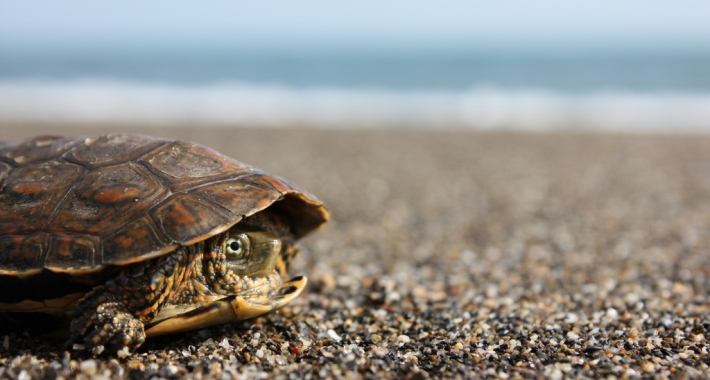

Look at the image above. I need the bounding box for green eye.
[226,237,246,257]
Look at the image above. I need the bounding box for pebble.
[327,329,342,342]
[79,360,97,375]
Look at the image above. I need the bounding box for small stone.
[373,347,388,358]
[92,345,105,356]
[454,342,464,350]
[79,360,97,375]
[116,347,130,359]
[166,365,179,375]
[219,338,232,349]
[397,335,410,343]
[320,274,337,289]
[606,308,618,319]
[642,362,655,372]
[256,349,264,359]
[127,360,145,371]
[327,329,342,342]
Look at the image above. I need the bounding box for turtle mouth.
[144,276,307,337]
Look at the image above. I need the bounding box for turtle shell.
[0,134,329,276]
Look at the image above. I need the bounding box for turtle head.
[143,227,307,337]
[223,229,281,277]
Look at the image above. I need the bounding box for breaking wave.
[2,79,710,132]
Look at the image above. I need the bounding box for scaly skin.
[68,245,196,354]
[67,213,298,355]
[169,232,284,305]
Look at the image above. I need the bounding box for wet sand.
[1,124,710,378]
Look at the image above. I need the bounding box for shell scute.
[0,135,80,166]
[48,162,167,235]
[65,133,169,168]
[143,141,252,191]
[45,234,98,271]
[0,234,48,273]
[151,193,233,245]
[196,177,280,220]
[0,162,85,234]
[101,216,170,265]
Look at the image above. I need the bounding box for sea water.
[1,45,710,132]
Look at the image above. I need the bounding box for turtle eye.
[226,237,247,257]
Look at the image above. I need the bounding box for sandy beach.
[1,124,710,378]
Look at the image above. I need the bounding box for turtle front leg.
[68,247,193,355]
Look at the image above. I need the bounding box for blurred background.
[2,0,710,133]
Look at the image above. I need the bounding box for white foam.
[1,79,710,133]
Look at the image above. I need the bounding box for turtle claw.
[69,303,145,356]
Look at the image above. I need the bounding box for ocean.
[2,45,710,132]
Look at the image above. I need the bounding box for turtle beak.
[144,276,307,337]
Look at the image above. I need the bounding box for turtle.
[0,133,329,354]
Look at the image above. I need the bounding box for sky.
[2,1,710,52]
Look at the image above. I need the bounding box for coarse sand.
[1,124,710,379]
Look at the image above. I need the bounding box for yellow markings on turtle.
[0,293,84,313]
[145,276,307,337]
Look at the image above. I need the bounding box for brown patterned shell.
[0,134,329,275]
